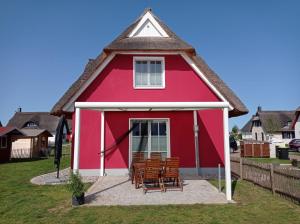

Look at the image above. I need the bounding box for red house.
[51,9,248,200]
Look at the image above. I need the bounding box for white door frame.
[128,118,170,166]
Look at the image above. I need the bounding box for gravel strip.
[30,168,98,185]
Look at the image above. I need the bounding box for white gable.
[128,11,169,38]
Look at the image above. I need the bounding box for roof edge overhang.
[103,48,196,55]
[74,101,230,111]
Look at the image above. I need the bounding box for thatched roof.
[51,8,248,117]
[104,9,195,54]
[257,111,294,133]
[241,118,253,133]
[7,112,71,133]
[242,108,296,134]
[0,127,24,137]
[20,128,52,137]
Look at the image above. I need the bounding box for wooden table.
[132,160,165,189]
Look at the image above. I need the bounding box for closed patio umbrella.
[54,115,70,178]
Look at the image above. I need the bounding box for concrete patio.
[85,176,228,206]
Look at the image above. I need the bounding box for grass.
[248,157,291,164]
[1,147,300,223]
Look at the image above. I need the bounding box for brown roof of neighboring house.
[51,8,248,118]
[0,127,24,137]
[19,128,52,137]
[242,108,297,133]
[241,118,253,133]
[7,112,72,133]
[258,111,294,133]
[291,106,300,129]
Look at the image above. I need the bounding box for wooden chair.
[131,152,144,184]
[140,159,165,194]
[150,152,162,160]
[162,157,183,191]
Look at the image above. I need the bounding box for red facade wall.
[78,55,220,103]
[198,110,224,167]
[105,111,195,169]
[72,54,225,170]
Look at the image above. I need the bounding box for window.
[24,121,38,128]
[261,133,264,141]
[282,132,295,139]
[253,120,261,127]
[134,57,165,88]
[255,132,258,140]
[130,119,169,161]
[0,136,7,148]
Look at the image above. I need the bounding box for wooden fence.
[240,141,270,158]
[231,157,300,202]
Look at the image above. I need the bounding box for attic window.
[133,57,165,89]
[24,121,38,128]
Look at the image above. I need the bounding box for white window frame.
[0,136,7,149]
[128,118,170,166]
[133,56,165,89]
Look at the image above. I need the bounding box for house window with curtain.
[130,119,169,162]
[134,57,165,88]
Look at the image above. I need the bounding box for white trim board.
[128,11,169,38]
[75,101,230,110]
[63,53,116,112]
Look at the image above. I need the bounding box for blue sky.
[0,0,299,129]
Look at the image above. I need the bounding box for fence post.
[270,163,275,194]
[240,157,243,180]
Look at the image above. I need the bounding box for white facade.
[252,126,265,141]
[295,115,300,139]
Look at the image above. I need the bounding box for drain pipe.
[193,111,200,176]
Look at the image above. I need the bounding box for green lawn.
[248,157,291,164]
[1,151,300,224]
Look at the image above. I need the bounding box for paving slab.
[85,176,228,206]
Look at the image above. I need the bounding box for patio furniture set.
[131,152,183,194]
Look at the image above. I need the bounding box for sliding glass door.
[130,119,169,163]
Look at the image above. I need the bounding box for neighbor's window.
[134,57,164,88]
[0,136,7,148]
[24,121,38,128]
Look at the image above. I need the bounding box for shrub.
[68,171,84,197]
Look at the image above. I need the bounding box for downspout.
[193,110,200,176]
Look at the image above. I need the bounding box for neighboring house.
[51,9,248,200]
[10,128,52,158]
[0,127,24,163]
[292,107,300,139]
[240,119,252,140]
[241,106,296,144]
[7,111,71,145]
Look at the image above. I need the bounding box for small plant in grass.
[68,171,85,205]
[291,159,300,168]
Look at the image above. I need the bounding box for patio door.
[130,119,169,163]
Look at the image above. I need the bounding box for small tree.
[68,171,84,197]
[231,125,241,140]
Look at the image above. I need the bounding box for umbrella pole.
[56,160,60,178]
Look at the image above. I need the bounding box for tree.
[231,125,242,140]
